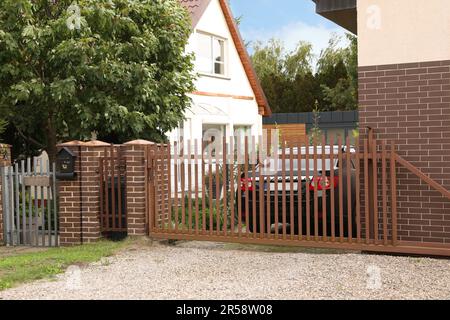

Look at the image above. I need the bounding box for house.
[168,0,271,151]
[313,0,450,243]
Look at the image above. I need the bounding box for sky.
[229,0,349,61]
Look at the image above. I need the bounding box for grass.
[0,239,130,291]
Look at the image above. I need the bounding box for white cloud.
[242,21,350,65]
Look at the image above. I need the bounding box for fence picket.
[313,139,319,241]
[338,137,344,243]
[281,143,287,240]
[195,140,199,235]
[305,141,311,241]
[346,136,353,243]
[381,141,388,245]
[321,136,327,240]
[330,136,336,242]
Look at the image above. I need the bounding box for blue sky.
[229,0,349,59]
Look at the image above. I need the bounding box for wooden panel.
[263,124,307,150]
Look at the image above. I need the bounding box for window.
[234,126,251,141]
[203,124,226,156]
[196,32,226,76]
[234,125,252,154]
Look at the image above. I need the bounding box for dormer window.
[196,32,227,76]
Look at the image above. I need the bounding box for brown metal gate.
[145,135,450,256]
[99,145,127,233]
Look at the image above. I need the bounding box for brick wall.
[359,60,450,244]
[58,140,156,245]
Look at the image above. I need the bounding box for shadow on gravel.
[167,240,357,255]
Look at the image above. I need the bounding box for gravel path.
[1,241,450,300]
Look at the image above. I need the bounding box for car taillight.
[240,178,254,192]
[309,176,339,191]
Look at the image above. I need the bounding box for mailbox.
[56,147,77,180]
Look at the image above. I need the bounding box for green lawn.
[0,240,130,291]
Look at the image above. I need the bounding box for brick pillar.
[80,141,109,242]
[0,144,12,244]
[124,140,154,236]
[58,141,108,246]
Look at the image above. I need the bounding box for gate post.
[123,140,154,236]
[57,140,107,246]
[0,144,11,244]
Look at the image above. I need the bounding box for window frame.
[196,31,228,77]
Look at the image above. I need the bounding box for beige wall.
[358,0,450,66]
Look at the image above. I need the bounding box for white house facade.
[168,0,271,150]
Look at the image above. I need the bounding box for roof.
[312,0,357,34]
[179,0,212,27]
[179,0,271,116]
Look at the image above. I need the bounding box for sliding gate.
[146,135,450,256]
[1,159,58,247]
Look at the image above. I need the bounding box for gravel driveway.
[1,241,450,300]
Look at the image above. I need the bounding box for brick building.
[313,0,450,243]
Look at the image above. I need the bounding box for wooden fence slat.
[40,162,45,247]
[313,139,319,241]
[355,138,361,243]
[230,138,235,237]
[346,137,353,243]
[372,138,379,245]
[181,146,186,232]
[21,160,26,245]
[251,136,257,238]
[27,158,32,245]
[52,163,58,247]
[321,136,328,241]
[201,141,206,234]
[223,137,228,236]
[364,139,370,244]
[289,145,295,240]
[110,145,116,231]
[381,140,388,245]
[338,137,344,243]
[281,143,287,240]
[174,143,179,233]
[274,143,279,240]
[244,137,250,237]
[208,142,213,236]
[330,136,336,242]
[258,136,264,239]
[215,143,220,236]
[391,141,398,246]
[305,140,311,241]
[195,140,200,235]
[297,140,303,240]
[188,143,193,233]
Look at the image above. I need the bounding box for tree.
[317,34,358,111]
[0,118,6,137]
[251,34,358,114]
[251,39,315,113]
[0,0,195,161]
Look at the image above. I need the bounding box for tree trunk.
[46,115,57,164]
